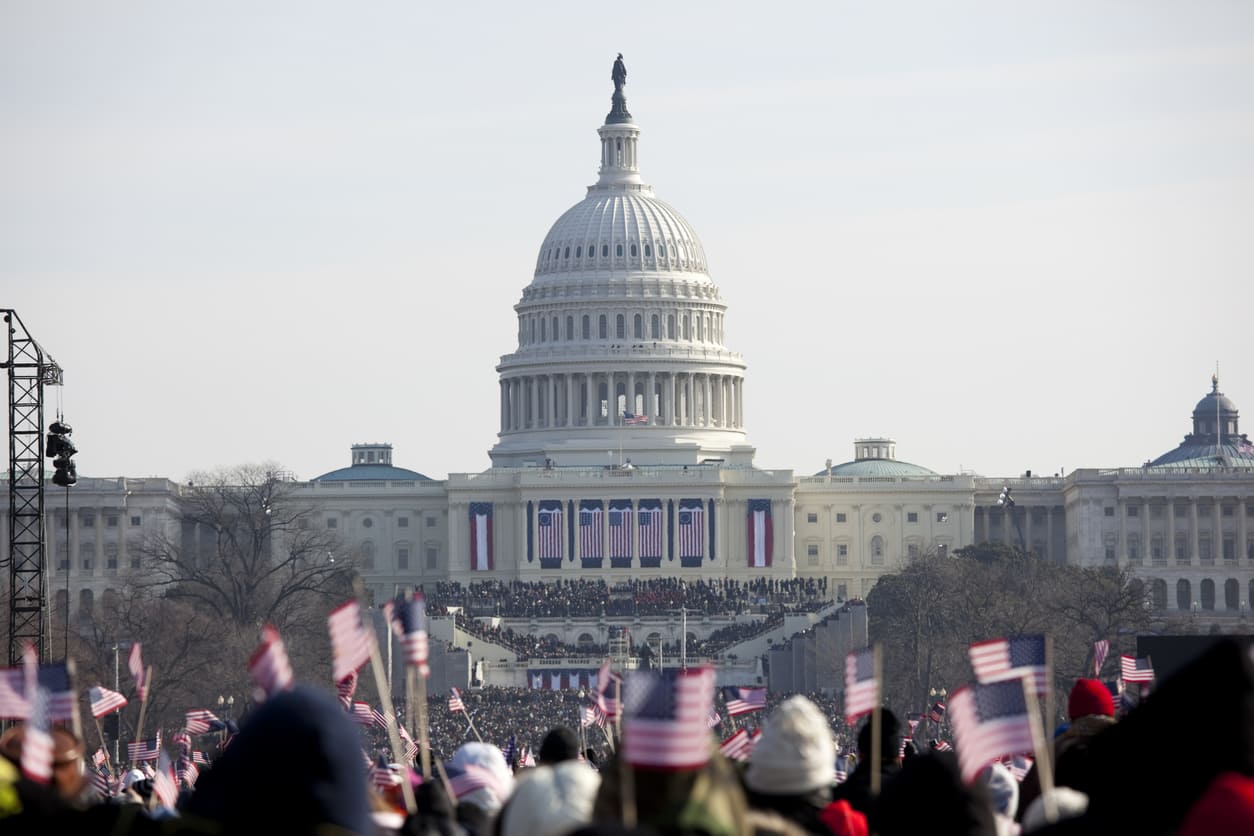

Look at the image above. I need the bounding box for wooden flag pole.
[411,667,432,780]
[65,657,84,746]
[1022,676,1057,825]
[361,609,416,816]
[93,715,115,776]
[464,708,484,743]
[870,643,883,798]
[134,665,154,754]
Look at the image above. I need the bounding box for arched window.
[564,247,570,259]
[633,314,643,338]
[1225,578,1240,610]
[577,633,595,650]
[616,314,625,339]
[602,244,609,257]
[644,244,652,258]
[1151,579,1168,610]
[529,319,535,343]
[576,246,582,258]
[566,316,574,341]
[1201,579,1215,610]
[1177,578,1191,610]
[617,244,623,257]
[667,314,676,339]
[540,318,546,342]
[598,315,607,339]
[630,244,638,257]
[582,315,590,340]
[682,316,691,340]
[552,316,558,340]
[697,316,704,341]
[79,588,94,616]
[870,535,884,565]
[659,244,666,258]
[651,314,660,338]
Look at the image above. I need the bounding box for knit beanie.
[745,696,836,795]
[1067,679,1115,720]
[1178,772,1254,836]
[501,762,601,836]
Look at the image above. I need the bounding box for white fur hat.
[501,761,601,836]
[745,696,836,795]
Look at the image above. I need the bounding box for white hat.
[450,742,516,815]
[745,696,836,795]
[122,768,146,791]
[501,762,601,836]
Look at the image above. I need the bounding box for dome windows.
[576,246,582,258]
[616,314,625,339]
[566,315,574,341]
[616,244,623,257]
[602,244,609,258]
[644,244,652,258]
[581,315,590,339]
[659,244,666,258]
[564,247,570,259]
[630,244,638,257]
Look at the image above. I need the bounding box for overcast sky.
[2,2,1251,482]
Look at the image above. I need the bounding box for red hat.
[1178,772,1254,836]
[819,800,868,836]
[1067,679,1115,720]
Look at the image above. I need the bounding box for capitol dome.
[815,439,938,479]
[1148,376,1254,468]
[489,58,753,469]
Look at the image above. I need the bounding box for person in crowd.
[592,750,751,836]
[446,742,515,836]
[828,710,901,816]
[872,752,997,836]
[539,727,582,766]
[500,760,601,836]
[978,762,1019,836]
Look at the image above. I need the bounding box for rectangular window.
[1126,505,1139,518]
[806,513,818,524]
[1176,536,1189,563]
[936,512,949,523]
[57,560,69,571]
[1199,536,1213,562]
[836,544,848,563]
[1104,507,1114,517]
[81,559,92,571]
[1152,537,1164,564]
[1175,504,1188,518]
[426,547,438,569]
[327,518,338,529]
[907,512,918,523]
[1222,505,1235,517]
[426,517,437,528]
[107,558,117,570]
[1223,537,1236,561]
[1104,547,1116,561]
[807,553,819,566]
[1199,504,1212,518]
[836,583,848,601]
[1127,537,1140,564]
[130,515,142,527]
[81,515,95,528]
[835,513,847,523]
[130,557,141,570]
[397,548,409,570]
[806,544,819,557]
[1150,504,1163,519]
[398,517,409,528]
[907,543,919,558]
[106,516,119,528]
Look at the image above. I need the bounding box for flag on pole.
[719,729,753,761]
[248,624,294,701]
[328,600,372,682]
[184,709,223,735]
[0,669,28,719]
[391,593,430,677]
[92,747,108,769]
[929,701,947,723]
[968,634,1051,696]
[89,685,129,719]
[336,671,358,710]
[581,704,607,729]
[594,658,620,718]
[948,681,1036,784]
[21,645,53,784]
[351,702,375,726]
[128,643,148,702]
[127,731,162,762]
[448,687,466,713]
[722,686,767,716]
[844,648,878,725]
[1120,654,1154,683]
[622,667,717,769]
[623,411,648,425]
[152,751,179,810]
[1093,639,1110,677]
[708,708,722,729]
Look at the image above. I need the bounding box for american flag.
[969,634,1050,696]
[594,658,620,718]
[834,754,851,784]
[448,687,466,713]
[89,685,128,719]
[622,666,716,769]
[638,505,663,560]
[398,725,419,762]
[184,709,223,735]
[844,648,878,725]
[371,755,402,792]
[152,752,178,809]
[392,593,431,676]
[90,767,111,798]
[352,702,375,726]
[37,663,76,723]
[580,504,604,559]
[1093,639,1110,677]
[1120,654,1154,683]
[623,411,648,425]
[898,736,909,758]
[1007,753,1034,782]
[538,505,563,560]
[933,739,953,752]
[907,712,923,735]
[373,708,393,729]
[708,708,722,729]
[328,600,372,682]
[21,646,52,784]
[0,668,27,719]
[128,643,147,702]
[92,747,108,768]
[678,505,704,559]
[609,505,633,559]
[581,704,607,729]
[929,701,946,723]
[336,671,358,710]
[948,681,1036,784]
[722,686,767,716]
[521,747,535,767]
[192,751,210,766]
[177,758,200,789]
[127,732,162,762]
[447,762,509,800]
[719,728,752,761]
[248,624,294,700]
[169,730,191,756]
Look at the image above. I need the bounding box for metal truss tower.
[4,310,62,664]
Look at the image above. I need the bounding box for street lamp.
[217,694,235,722]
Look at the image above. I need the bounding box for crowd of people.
[427,578,830,620]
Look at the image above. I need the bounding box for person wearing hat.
[829,709,902,817]
[0,725,86,804]
[500,760,601,836]
[538,727,581,766]
[744,696,856,836]
[1016,679,1115,823]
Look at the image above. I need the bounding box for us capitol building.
[11,62,1254,646]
